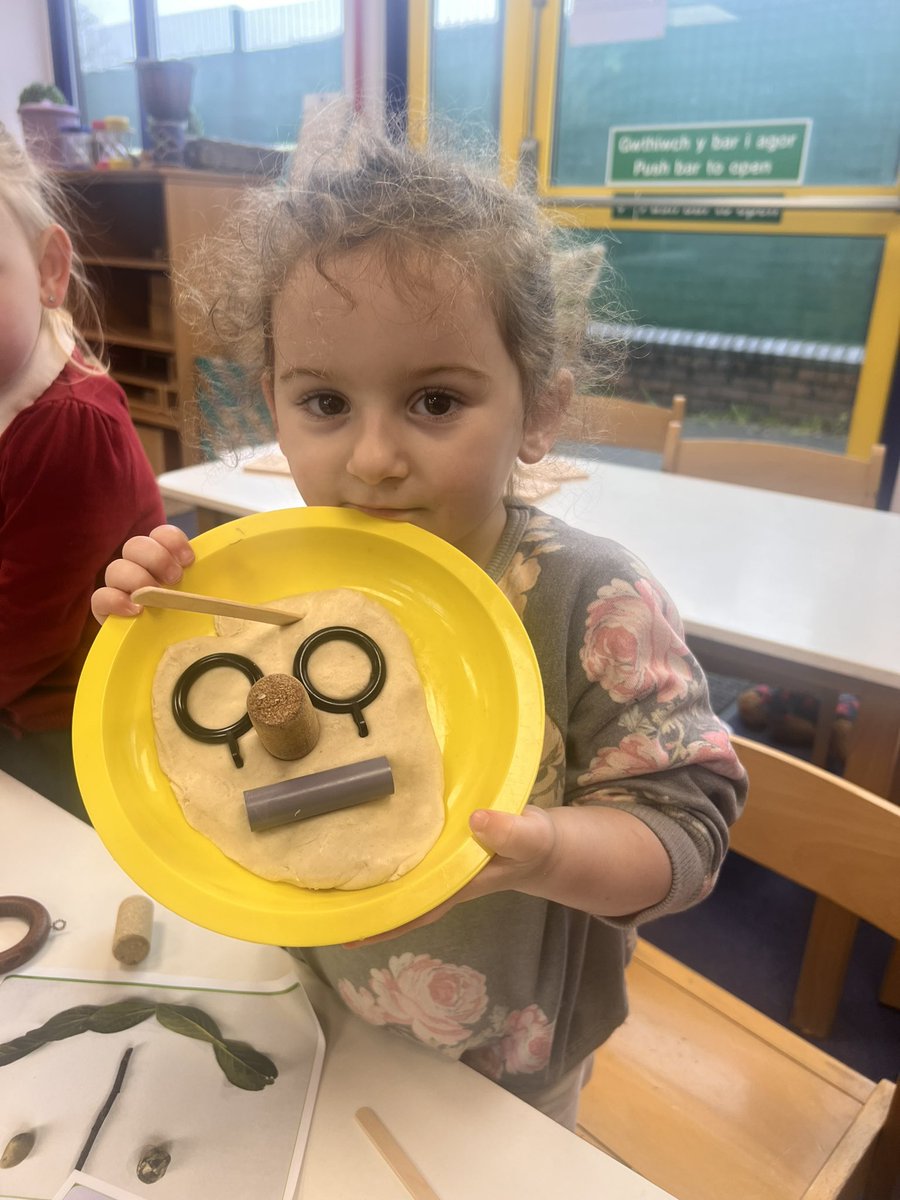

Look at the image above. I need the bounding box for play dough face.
[151,589,445,890]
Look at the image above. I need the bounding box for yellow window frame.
[409,0,900,458]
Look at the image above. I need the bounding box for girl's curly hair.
[177,115,619,453]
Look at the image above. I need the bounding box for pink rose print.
[465,1005,555,1080]
[338,953,488,1047]
[685,728,747,781]
[580,577,693,704]
[501,1005,554,1074]
[337,978,388,1025]
[585,731,672,782]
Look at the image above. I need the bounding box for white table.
[159,445,900,1029]
[0,772,676,1200]
[160,446,900,785]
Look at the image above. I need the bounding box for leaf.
[0,997,277,1092]
[0,1000,156,1068]
[213,1039,278,1091]
[156,1005,277,1090]
[87,999,157,1034]
[0,1004,99,1066]
[155,1003,222,1044]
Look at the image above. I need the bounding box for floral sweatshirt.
[295,503,747,1098]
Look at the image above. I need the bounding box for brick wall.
[612,343,857,434]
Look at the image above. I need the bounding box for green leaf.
[0,1004,99,1066]
[0,1000,156,1068]
[155,1003,222,1044]
[213,1039,278,1091]
[0,998,277,1093]
[18,82,67,106]
[155,1005,277,1090]
[87,999,157,1034]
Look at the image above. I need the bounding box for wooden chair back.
[578,734,900,1200]
[662,420,885,507]
[560,393,686,452]
[728,735,900,941]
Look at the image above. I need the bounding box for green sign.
[612,199,783,224]
[607,120,811,186]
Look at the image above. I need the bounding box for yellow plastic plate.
[73,507,544,946]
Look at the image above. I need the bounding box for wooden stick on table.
[356,1107,442,1200]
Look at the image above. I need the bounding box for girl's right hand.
[92,524,196,623]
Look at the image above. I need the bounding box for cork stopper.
[247,673,320,760]
[113,895,153,965]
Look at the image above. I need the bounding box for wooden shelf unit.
[56,168,253,474]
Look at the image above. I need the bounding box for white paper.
[52,1170,144,1200]
[0,971,323,1200]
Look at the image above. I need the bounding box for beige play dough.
[151,589,445,890]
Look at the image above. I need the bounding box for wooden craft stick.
[355,1108,442,1200]
[131,587,302,626]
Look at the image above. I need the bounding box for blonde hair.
[178,117,620,452]
[0,122,104,372]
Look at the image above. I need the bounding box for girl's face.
[0,198,71,394]
[0,199,43,391]
[264,250,559,567]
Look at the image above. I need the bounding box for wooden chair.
[576,735,900,1200]
[559,393,686,452]
[662,420,890,1035]
[662,420,886,508]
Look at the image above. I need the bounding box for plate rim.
[74,507,544,944]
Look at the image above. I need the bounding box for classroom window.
[70,0,345,147]
[430,0,503,157]
[553,0,900,187]
[74,0,141,135]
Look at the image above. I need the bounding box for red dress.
[0,361,166,733]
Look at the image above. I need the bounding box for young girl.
[92,123,746,1127]
[0,124,165,819]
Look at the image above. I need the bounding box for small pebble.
[0,1131,35,1169]
[136,1144,171,1184]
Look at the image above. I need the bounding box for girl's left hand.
[343,806,557,947]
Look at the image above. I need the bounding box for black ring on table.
[293,626,386,737]
[0,896,51,974]
[171,653,263,768]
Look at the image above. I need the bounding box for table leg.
[792,688,900,1036]
[878,941,900,1010]
[843,689,900,797]
[790,898,858,1037]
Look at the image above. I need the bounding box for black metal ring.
[293,626,386,737]
[172,653,263,768]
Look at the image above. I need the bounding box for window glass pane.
[74,0,140,133]
[553,0,900,187]
[156,3,234,57]
[430,0,503,158]
[154,1,344,146]
[595,232,882,344]
[573,230,881,446]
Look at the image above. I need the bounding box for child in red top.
[0,124,165,817]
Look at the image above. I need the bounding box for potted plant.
[18,82,80,165]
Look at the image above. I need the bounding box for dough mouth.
[151,588,446,890]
